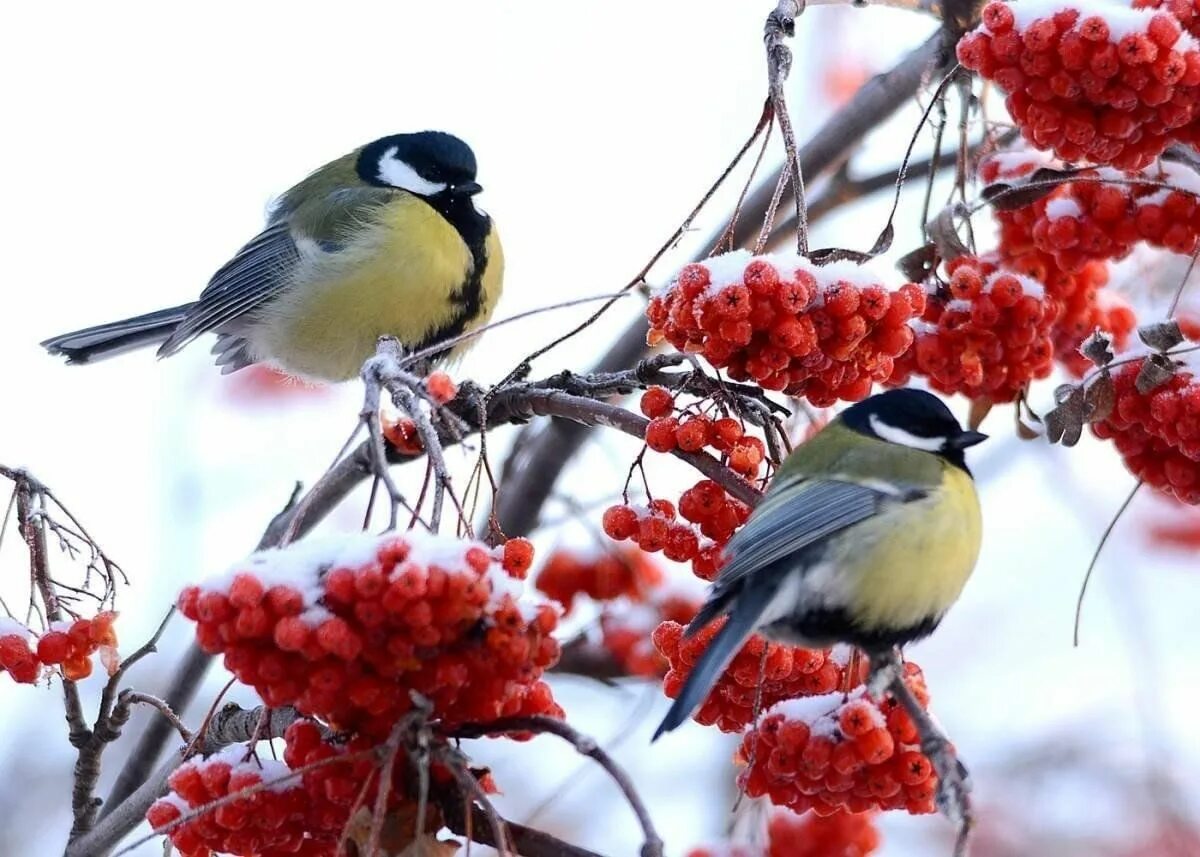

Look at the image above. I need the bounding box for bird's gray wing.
[157,221,301,357]
[715,477,901,588]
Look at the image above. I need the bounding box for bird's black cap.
[357,131,479,193]
[840,388,986,468]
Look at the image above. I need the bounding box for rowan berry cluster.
[534,545,664,611]
[147,720,458,857]
[653,620,864,733]
[1010,163,1200,272]
[147,744,335,857]
[737,664,939,817]
[685,810,881,857]
[646,252,924,406]
[888,256,1058,401]
[958,0,1200,169]
[177,532,562,739]
[638,385,770,478]
[1091,356,1200,502]
[0,612,119,685]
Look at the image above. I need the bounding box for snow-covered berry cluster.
[888,256,1058,401]
[653,620,862,733]
[646,251,924,406]
[534,545,664,612]
[177,533,562,739]
[1092,355,1200,502]
[0,612,119,685]
[685,810,880,857]
[958,0,1200,169]
[737,664,939,817]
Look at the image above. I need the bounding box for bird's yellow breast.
[842,465,982,632]
[257,195,502,381]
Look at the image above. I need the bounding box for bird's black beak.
[453,181,483,197]
[950,430,988,450]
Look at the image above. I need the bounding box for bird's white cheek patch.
[868,414,945,452]
[378,147,448,196]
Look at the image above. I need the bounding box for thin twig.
[764,1,807,255]
[1073,480,1143,647]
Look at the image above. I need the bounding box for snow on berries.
[889,255,1058,402]
[653,620,862,733]
[1092,353,1200,501]
[738,663,939,817]
[647,251,924,406]
[958,0,1200,169]
[177,532,563,738]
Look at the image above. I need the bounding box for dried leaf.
[980,166,1084,211]
[926,206,971,262]
[1135,353,1177,393]
[968,397,993,431]
[1045,384,1086,446]
[897,243,938,282]
[808,247,874,265]
[1083,372,1115,422]
[1080,330,1115,367]
[867,222,895,257]
[1136,320,1184,352]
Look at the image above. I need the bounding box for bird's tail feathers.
[652,583,774,741]
[41,304,195,364]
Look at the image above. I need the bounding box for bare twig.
[764,0,807,255]
[452,716,664,857]
[1074,480,1143,647]
[113,692,193,743]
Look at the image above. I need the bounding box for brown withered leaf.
[808,246,875,266]
[1135,352,1177,393]
[1016,416,1043,440]
[968,398,993,431]
[926,205,971,262]
[1136,320,1184,352]
[1083,372,1115,423]
[1045,384,1086,446]
[980,166,1084,211]
[867,222,894,257]
[897,243,938,282]
[1080,330,1115,367]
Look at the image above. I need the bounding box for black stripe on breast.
[418,195,492,356]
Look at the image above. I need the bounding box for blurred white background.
[2,2,1199,855]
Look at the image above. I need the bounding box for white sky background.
[2,2,1199,855]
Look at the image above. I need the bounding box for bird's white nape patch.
[868,413,946,452]
[377,146,448,196]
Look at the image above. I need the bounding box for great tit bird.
[42,131,503,382]
[654,388,985,739]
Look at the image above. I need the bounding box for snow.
[195,529,534,625]
[190,744,297,794]
[982,148,1059,179]
[986,0,1198,50]
[765,690,848,737]
[0,617,30,638]
[659,249,896,304]
[1044,198,1082,221]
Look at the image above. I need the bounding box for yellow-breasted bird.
[653,388,985,739]
[42,131,503,381]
